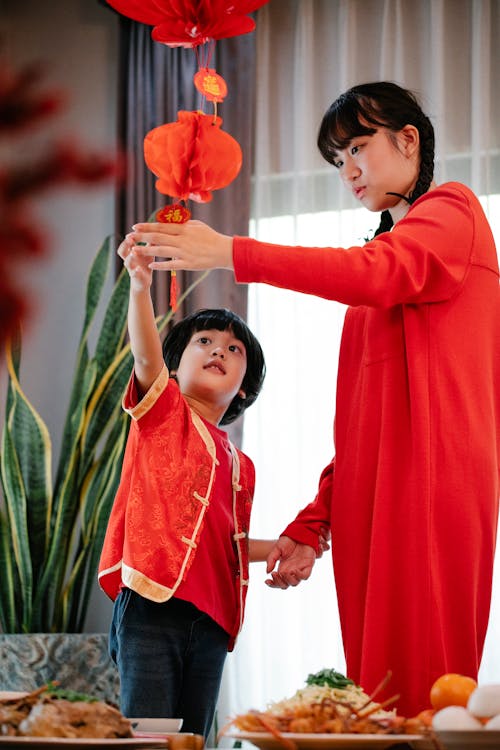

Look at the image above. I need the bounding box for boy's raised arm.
[118,235,164,397]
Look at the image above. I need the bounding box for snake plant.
[0,237,208,633]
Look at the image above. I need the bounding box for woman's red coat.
[234,182,500,716]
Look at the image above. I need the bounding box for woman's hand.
[126,219,234,272]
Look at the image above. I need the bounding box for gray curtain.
[115,17,256,322]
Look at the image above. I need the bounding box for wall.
[1,0,119,631]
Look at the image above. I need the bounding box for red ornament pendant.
[193,68,228,102]
[156,203,192,311]
[156,203,191,224]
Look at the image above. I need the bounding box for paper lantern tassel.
[156,203,192,311]
[169,271,178,312]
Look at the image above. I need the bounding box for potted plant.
[0,236,207,700]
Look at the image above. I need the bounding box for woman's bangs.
[318,94,385,162]
[319,112,374,163]
[334,111,376,149]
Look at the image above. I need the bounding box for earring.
[238,389,246,399]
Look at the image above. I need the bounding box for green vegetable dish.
[45,683,98,703]
[306,668,356,690]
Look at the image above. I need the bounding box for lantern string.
[205,40,215,69]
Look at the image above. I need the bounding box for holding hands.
[265,528,331,589]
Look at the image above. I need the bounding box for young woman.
[122,82,500,718]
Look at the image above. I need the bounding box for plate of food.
[222,669,433,750]
[0,686,165,748]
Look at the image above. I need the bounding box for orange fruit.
[430,673,478,710]
[415,708,436,727]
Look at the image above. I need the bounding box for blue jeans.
[109,589,230,739]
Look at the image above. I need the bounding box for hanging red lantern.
[143,110,242,203]
[105,0,270,47]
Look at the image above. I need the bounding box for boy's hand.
[118,234,153,292]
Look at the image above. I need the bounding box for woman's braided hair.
[317,82,435,237]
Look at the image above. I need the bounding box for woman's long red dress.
[233,182,500,717]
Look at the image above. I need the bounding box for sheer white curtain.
[217,0,500,734]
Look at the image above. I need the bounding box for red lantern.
[105,0,270,47]
[143,110,242,202]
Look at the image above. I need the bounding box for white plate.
[131,719,183,733]
[0,740,166,748]
[435,729,500,748]
[227,730,434,749]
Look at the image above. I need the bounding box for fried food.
[0,687,133,739]
[228,680,428,738]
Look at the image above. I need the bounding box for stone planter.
[0,633,120,705]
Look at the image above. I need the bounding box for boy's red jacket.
[98,366,255,648]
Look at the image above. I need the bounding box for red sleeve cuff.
[281,522,321,555]
[233,236,253,283]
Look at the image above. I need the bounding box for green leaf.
[81,235,117,338]
[0,337,54,631]
[61,414,130,632]
[32,361,99,628]
[78,344,133,484]
[3,337,53,569]
[0,425,33,630]
[0,513,17,632]
[54,236,115,494]
[93,267,130,375]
